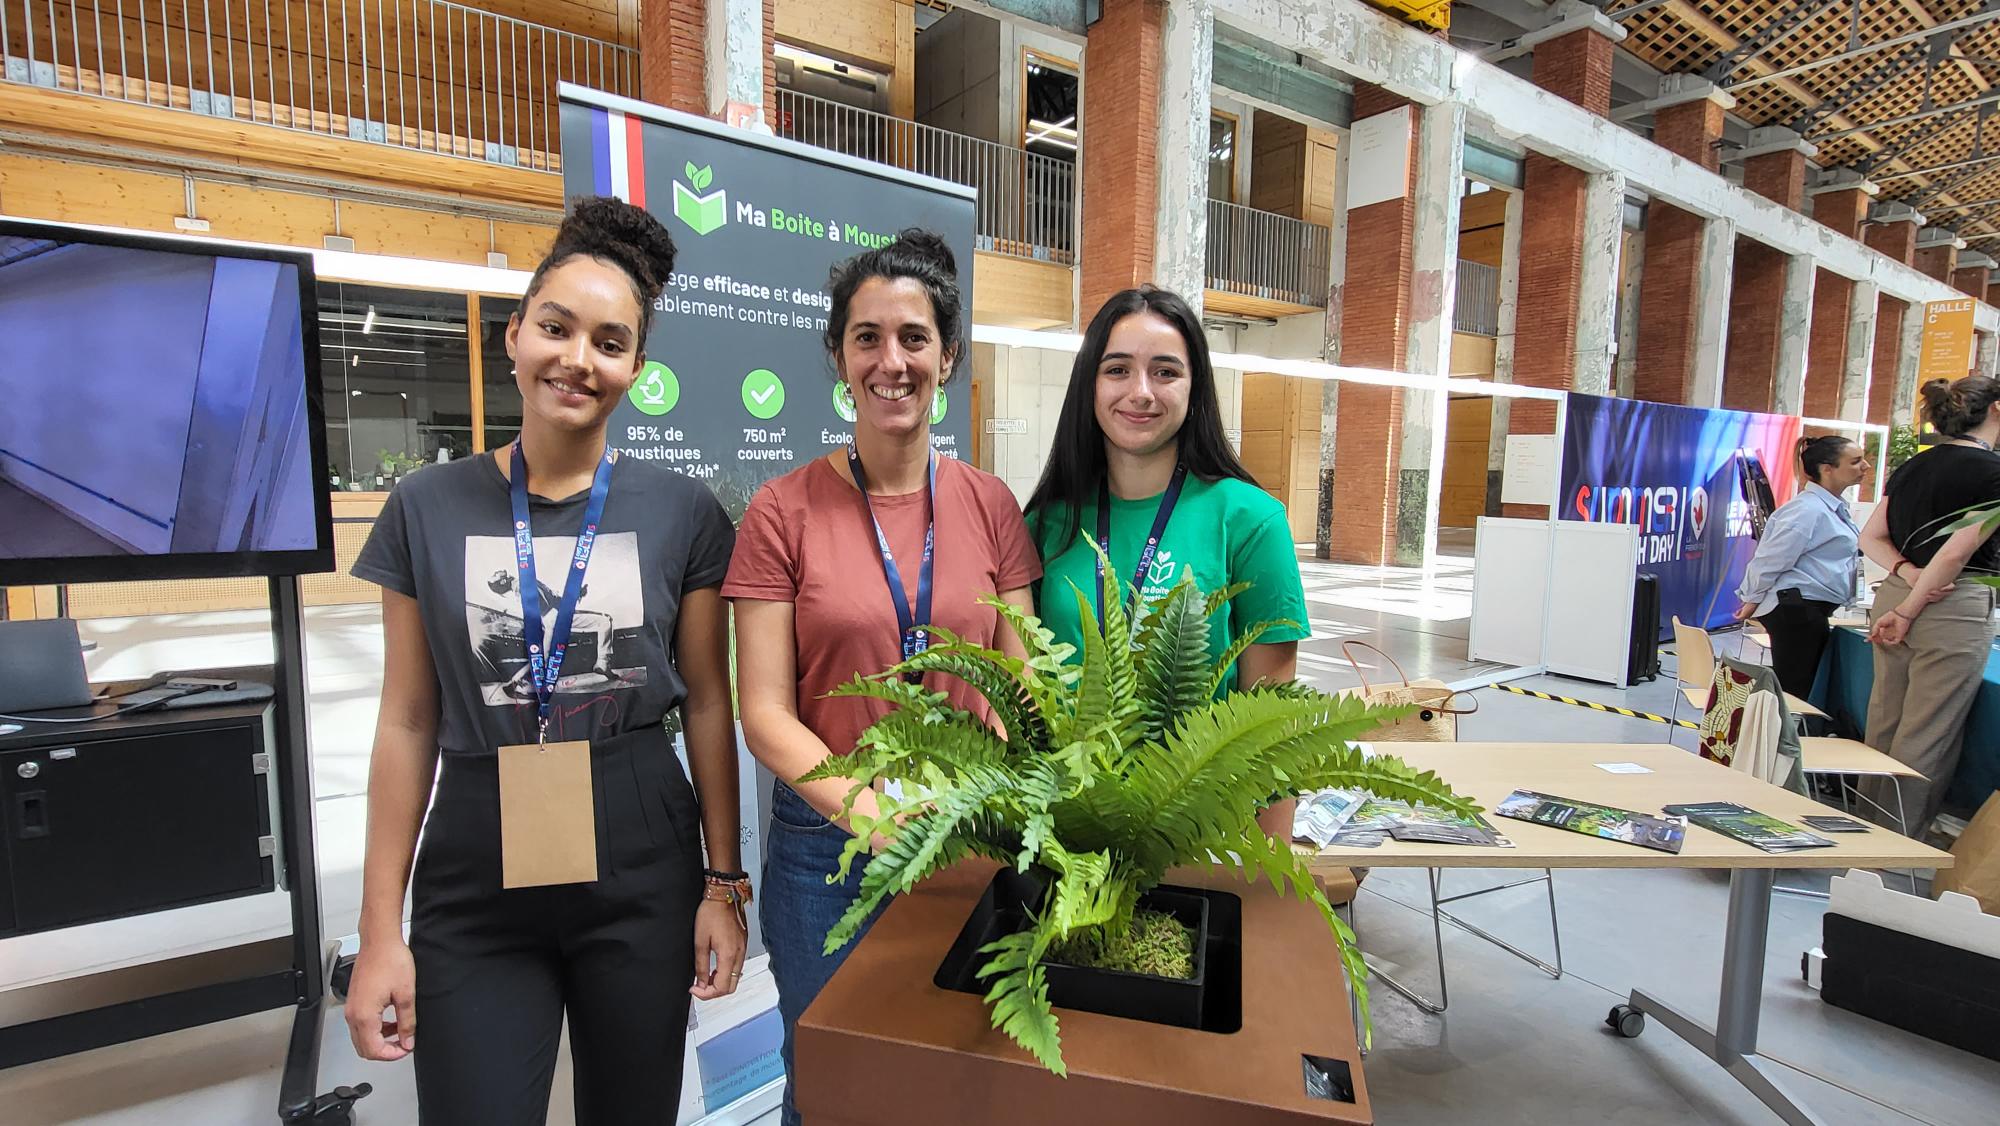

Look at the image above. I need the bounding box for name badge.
[497,740,598,887]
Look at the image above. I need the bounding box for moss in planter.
[1048,909,1194,980]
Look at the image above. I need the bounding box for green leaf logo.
[683,161,699,184]
[689,164,713,191]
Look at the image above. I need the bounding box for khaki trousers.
[1861,574,1998,833]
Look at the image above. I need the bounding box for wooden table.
[1310,742,1953,1126]
[795,862,1372,1125]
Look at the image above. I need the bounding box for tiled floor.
[1,551,1995,1125]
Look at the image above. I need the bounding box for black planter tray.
[933,866,1243,1034]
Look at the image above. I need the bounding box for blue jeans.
[760,782,886,1126]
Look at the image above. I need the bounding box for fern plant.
[802,554,1478,1075]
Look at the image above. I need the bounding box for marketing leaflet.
[1293,789,1367,848]
[1494,790,1688,854]
[1328,798,1513,849]
[1664,802,1835,852]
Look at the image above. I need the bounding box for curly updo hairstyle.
[1919,375,2000,438]
[822,228,963,384]
[524,195,678,342]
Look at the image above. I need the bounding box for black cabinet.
[0,702,278,937]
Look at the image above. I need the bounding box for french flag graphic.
[590,108,647,207]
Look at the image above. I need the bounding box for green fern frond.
[1202,618,1297,698]
[823,763,1017,953]
[1066,586,1142,750]
[1130,577,1214,746]
[1221,824,1372,1047]
[982,594,1079,682]
[975,929,1066,1075]
[1203,581,1252,618]
[824,675,952,715]
[1039,840,1133,939]
[814,710,1013,793]
[880,639,1052,753]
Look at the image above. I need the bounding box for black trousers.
[410,733,703,1126]
[1756,590,1838,705]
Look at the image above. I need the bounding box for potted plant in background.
[805,559,1477,1076]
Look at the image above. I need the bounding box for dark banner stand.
[0,577,366,1123]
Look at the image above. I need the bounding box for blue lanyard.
[1094,462,1188,629]
[847,444,936,675]
[509,442,616,743]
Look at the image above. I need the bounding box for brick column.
[1513,14,1620,409]
[1805,174,1876,420]
[642,0,708,115]
[1328,85,1420,566]
[1723,128,1814,414]
[1865,204,1922,430]
[641,0,775,122]
[1633,78,1734,405]
[1954,254,1994,300]
[1080,0,1166,316]
[1914,231,1960,282]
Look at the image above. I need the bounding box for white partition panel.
[1544,521,1641,686]
[1469,517,1553,668]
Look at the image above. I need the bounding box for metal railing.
[773,88,1075,265]
[0,0,635,168]
[1455,258,1501,336]
[1203,199,1331,308]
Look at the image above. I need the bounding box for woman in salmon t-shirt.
[723,229,1040,1126]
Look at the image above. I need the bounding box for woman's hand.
[1869,608,1912,647]
[690,898,748,1001]
[344,939,417,1061]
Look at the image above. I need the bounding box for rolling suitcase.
[1627,573,1661,684]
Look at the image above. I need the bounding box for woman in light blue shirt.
[1733,435,1869,699]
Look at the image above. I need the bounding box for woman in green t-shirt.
[1024,286,1310,829]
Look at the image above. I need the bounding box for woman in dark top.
[1858,375,2000,834]
[344,198,748,1125]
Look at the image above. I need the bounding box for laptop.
[0,618,96,714]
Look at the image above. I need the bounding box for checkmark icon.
[742,369,786,419]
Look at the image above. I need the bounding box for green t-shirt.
[1029,475,1310,691]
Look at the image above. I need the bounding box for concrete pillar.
[1633,77,1734,405]
[1403,101,1465,564]
[1772,254,1815,417]
[1805,173,1877,420]
[1315,139,1352,560]
[1484,188,1524,520]
[1840,281,1878,424]
[1575,171,1625,396]
[1895,306,1924,429]
[1981,329,2000,381]
[1615,224,1643,398]
[1154,0,1213,307]
[1690,217,1736,409]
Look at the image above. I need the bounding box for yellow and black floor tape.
[1487,683,1701,730]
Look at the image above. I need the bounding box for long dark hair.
[1024,286,1254,553]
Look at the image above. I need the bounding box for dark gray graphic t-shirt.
[352,453,734,754]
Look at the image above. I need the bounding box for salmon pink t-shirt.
[723,454,1042,758]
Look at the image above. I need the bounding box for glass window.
[1208,113,1237,202]
[479,296,523,454]
[1023,57,1079,163]
[317,283,473,491]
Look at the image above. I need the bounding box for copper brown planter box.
[795,861,1372,1126]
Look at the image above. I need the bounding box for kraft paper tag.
[497,740,598,888]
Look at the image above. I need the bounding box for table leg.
[1618,868,1829,1126]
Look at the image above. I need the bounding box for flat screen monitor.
[0,219,333,584]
